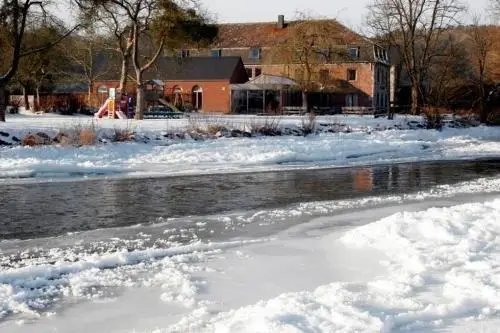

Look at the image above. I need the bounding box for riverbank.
[0,111,479,147]
[1,126,499,181]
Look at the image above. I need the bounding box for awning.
[230,74,300,91]
[230,82,263,91]
[146,80,165,86]
[251,74,299,88]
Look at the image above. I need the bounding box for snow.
[1,176,500,332]
[143,199,500,333]
[2,112,421,134]
[2,112,500,331]
[0,113,499,181]
[0,239,269,322]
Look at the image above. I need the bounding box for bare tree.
[130,1,217,119]
[62,32,116,105]
[491,0,500,18]
[467,15,492,122]
[93,5,134,93]
[0,0,79,121]
[367,0,465,114]
[426,34,469,108]
[76,0,217,119]
[18,25,66,110]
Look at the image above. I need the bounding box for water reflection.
[353,168,374,192]
[1,159,499,240]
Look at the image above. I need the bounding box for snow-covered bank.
[142,199,500,333]
[0,112,497,181]
[1,124,499,181]
[1,112,424,135]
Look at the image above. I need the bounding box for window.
[347,69,357,81]
[192,86,203,110]
[211,49,222,57]
[179,49,190,58]
[317,48,331,61]
[348,47,359,58]
[346,94,358,107]
[97,86,108,94]
[319,69,329,83]
[254,67,262,77]
[246,67,253,78]
[249,48,261,60]
[375,47,388,62]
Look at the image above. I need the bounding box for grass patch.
[112,121,135,142]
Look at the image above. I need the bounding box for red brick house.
[180,15,391,112]
[94,56,249,113]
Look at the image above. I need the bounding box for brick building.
[94,57,248,113]
[179,15,391,112]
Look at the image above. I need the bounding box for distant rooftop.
[145,56,248,81]
[214,15,367,48]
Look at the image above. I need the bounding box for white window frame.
[249,48,261,60]
[348,47,359,58]
[211,49,222,57]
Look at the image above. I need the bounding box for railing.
[282,106,307,115]
[258,106,391,117]
[342,107,389,117]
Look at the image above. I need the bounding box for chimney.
[277,15,285,29]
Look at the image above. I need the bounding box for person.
[120,93,128,117]
[127,95,135,119]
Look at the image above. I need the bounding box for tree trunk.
[35,86,41,112]
[22,86,30,111]
[0,83,6,122]
[411,85,420,115]
[479,81,487,123]
[119,57,129,93]
[302,90,308,114]
[135,78,145,120]
[88,81,94,106]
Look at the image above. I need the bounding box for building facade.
[176,15,391,112]
[94,57,249,113]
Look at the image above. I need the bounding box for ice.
[1,176,500,332]
[0,239,269,322]
[148,199,500,333]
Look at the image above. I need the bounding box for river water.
[1,159,500,240]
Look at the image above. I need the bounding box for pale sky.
[200,0,492,29]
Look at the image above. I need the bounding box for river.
[1,159,500,240]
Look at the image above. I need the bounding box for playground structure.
[94,87,186,120]
[94,88,131,119]
[94,98,128,119]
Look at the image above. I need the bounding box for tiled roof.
[145,56,248,81]
[214,19,367,48]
